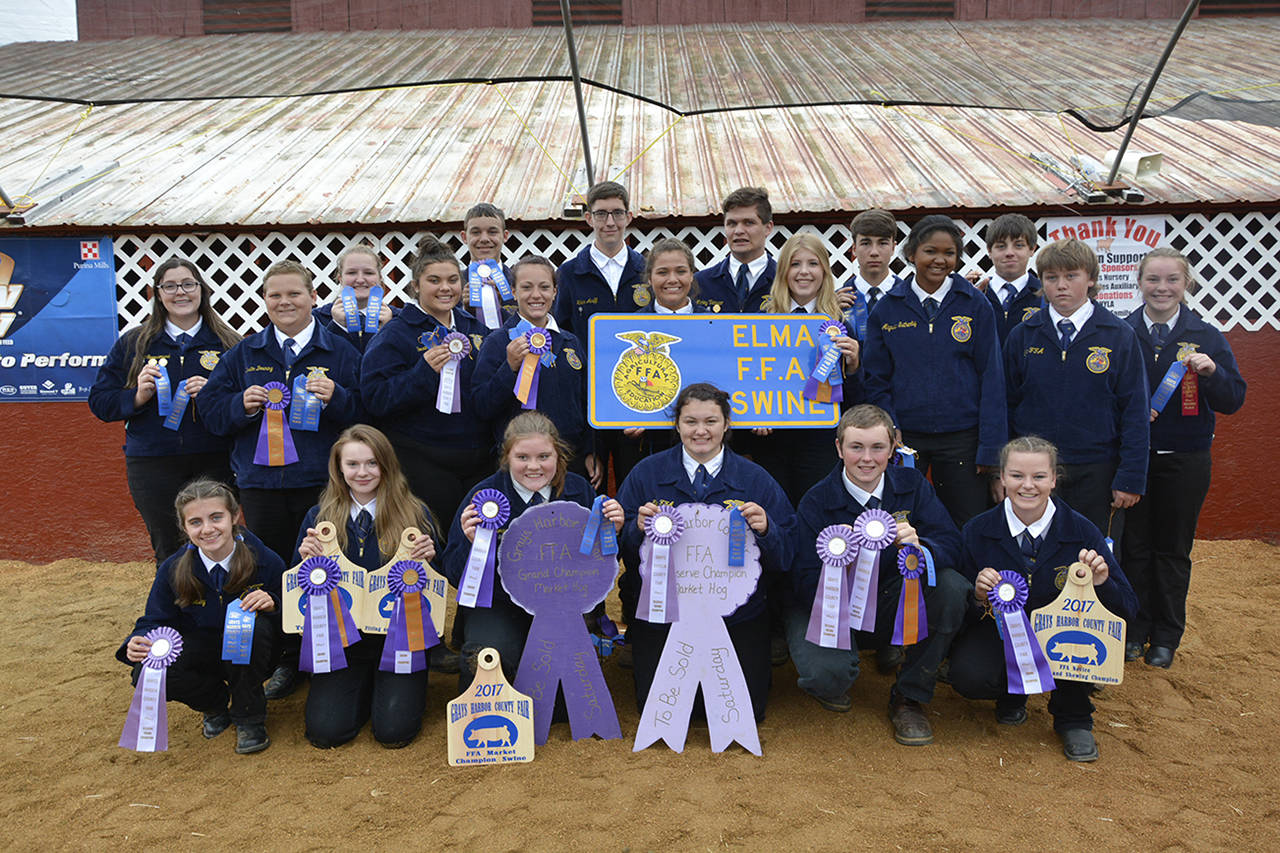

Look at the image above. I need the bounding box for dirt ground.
[2,538,1277,851]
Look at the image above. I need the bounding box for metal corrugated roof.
[0,20,1277,130]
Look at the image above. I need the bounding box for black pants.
[1057,461,1125,553]
[751,428,836,509]
[1122,451,1212,649]
[240,485,320,669]
[126,452,234,563]
[901,428,990,528]
[458,597,532,692]
[304,632,429,748]
[628,609,772,723]
[131,619,278,725]
[389,434,493,545]
[949,615,1094,731]
[595,429,646,496]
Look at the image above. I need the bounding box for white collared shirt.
[511,480,552,506]
[728,253,770,290]
[349,496,377,522]
[1003,497,1055,540]
[590,244,629,295]
[911,276,952,308]
[790,298,818,313]
[274,318,316,354]
[653,300,693,314]
[841,468,885,506]
[853,273,891,304]
[518,313,562,333]
[1047,301,1094,339]
[1143,306,1180,332]
[198,541,237,572]
[682,447,724,483]
[992,271,1030,297]
[165,317,203,341]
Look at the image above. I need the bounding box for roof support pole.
[560,0,596,187]
[1106,0,1201,185]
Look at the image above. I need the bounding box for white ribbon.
[310,593,332,674]
[479,286,501,329]
[847,545,880,631]
[1002,612,1047,694]
[818,561,844,649]
[135,666,164,752]
[458,526,493,608]
[646,541,670,622]
[436,358,458,413]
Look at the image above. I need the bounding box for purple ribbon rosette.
[989,571,1056,695]
[802,320,846,403]
[458,489,511,609]
[891,544,930,646]
[847,508,897,632]
[298,555,360,674]
[805,524,858,649]
[119,626,183,752]
[379,560,441,674]
[435,331,472,414]
[252,380,299,467]
[639,506,686,624]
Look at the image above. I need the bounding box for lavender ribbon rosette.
[847,509,897,632]
[119,626,183,752]
[638,506,685,624]
[435,331,472,414]
[379,560,441,674]
[458,489,510,609]
[989,571,1056,695]
[298,555,360,674]
[805,524,858,649]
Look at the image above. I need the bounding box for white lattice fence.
[112,212,1280,334]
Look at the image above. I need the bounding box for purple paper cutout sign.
[634,503,763,756]
[500,501,623,745]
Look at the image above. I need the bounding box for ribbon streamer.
[727,507,747,567]
[638,507,685,623]
[435,331,471,414]
[892,544,929,645]
[458,489,511,608]
[989,571,1056,695]
[340,286,360,333]
[1151,359,1188,414]
[162,378,191,431]
[805,524,858,649]
[579,495,619,556]
[514,328,552,408]
[380,560,441,674]
[220,599,255,665]
[152,358,172,416]
[253,381,299,466]
[847,508,897,632]
[298,556,359,674]
[802,320,846,403]
[844,290,870,341]
[119,626,183,752]
[364,285,384,334]
[289,373,321,432]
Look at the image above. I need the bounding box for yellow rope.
[489,81,582,194]
[14,103,94,206]
[611,115,684,182]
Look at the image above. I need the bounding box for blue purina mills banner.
[587,313,841,428]
[0,237,118,402]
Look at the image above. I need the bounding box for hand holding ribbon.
[289,372,322,432]
[579,495,619,556]
[298,556,360,673]
[513,328,552,408]
[119,626,183,752]
[802,320,846,403]
[458,489,510,608]
[364,285,384,334]
[989,571,1056,694]
[339,286,361,333]
[436,331,471,414]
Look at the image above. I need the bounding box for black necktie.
[923,297,939,322]
[355,509,374,556]
[793,305,807,314]
[528,492,545,507]
[283,338,297,370]
[693,464,710,501]
[1057,319,1075,350]
[865,496,881,510]
[1151,322,1169,351]
[867,288,880,309]
[1018,530,1041,561]
[210,563,226,594]
[176,332,192,352]
[1001,283,1017,311]
[734,264,750,305]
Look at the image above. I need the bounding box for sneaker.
[1060,728,1099,762]
[202,709,232,739]
[877,645,905,675]
[234,724,271,755]
[888,697,934,746]
[263,664,302,700]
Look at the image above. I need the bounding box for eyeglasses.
[588,209,628,223]
[158,281,200,294]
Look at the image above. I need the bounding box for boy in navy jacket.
[1003,238,1149,548]
[787,404,968,746]
[976,213,1044,346]
[692,186,777,313]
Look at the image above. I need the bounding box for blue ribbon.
[220,599,255,665]
[470,260,513,301]
[1150,359,1188,414]
[579,495,619,556]
[727,506,747,567]
[509,318,556,366]
[162,378,191,431]
[419,328,444,350]
[896,447,917,469]
[921,543,936,587]
[153,362,172,416]
[843,291,869,341]
[364,286,384,334]
[289,373,322,431]
[339,286,360,333]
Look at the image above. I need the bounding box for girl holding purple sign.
[442,412,623,690]
[116,479,283,754]
[949,436,1136,762]
[89,258,242,563]
[617,383,796,722]
[293,425,440,749]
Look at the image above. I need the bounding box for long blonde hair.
[768,233,841,319]
[317,425,436,557]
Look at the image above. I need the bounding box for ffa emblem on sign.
[199,350,220,370]
[1021,306,1041,322]
[1176,342,1199,360]
[611,330,682,413]
[632,282,652,308]
[950,315,972,343]
[565,348,583,370]
[1085,347,1112,374]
